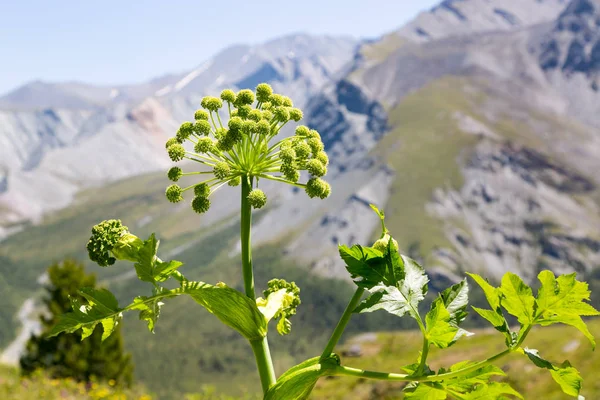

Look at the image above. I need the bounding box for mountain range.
[1,0,600,396]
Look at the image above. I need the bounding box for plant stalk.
[241,176,276,392]
[320,287,365,361]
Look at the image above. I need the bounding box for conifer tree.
[20,259,133,386]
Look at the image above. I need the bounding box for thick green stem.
[320,287,365,360]
[241,176,276,392]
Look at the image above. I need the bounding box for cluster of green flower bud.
[86,220,143,267]
[163,82,332,215]
[263,279,301,335]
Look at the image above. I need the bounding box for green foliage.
[20,260,133,386]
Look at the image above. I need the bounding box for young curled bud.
[295,126,310,137]
[194,137,215,154]
[373,233,399,253]
[201,96,223,111]
[293,141,311,159]
[167,166,183,182]
[194,120,212,136]
[213,161,231,180]
[192,196,211,214]
[165,137,179,149]
[262,278,301,335]
[177,121,194,141]
[282,96,293,107]
[306,159,327,177]
[235,89,255,106]
[315,151,329,167]
[167,144,186,162]
[273,106,290,122]
[86,219,133,267]
[228,176,241,187]
[279,147,296,163]
[166,184,184,203]
[111,233,145,264]
[281,163,300,183]
[307,137,324,154]
[194,109,209,121]
[247,189,267,209]
[194,183,210,197]
[256,83,273,103]
[269,94,284,106]
[289,108,303,122]
[248,109,262,122]
[256,120,270,136]
[306,177,331,199]
[220,89,236,103]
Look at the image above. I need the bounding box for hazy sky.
[0,0,440,95]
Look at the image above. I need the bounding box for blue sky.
[0,1,440,95]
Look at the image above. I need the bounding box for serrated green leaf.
[500,273,535,325]
[403,382,447,399]
[520,347,582,397]
[466,273,501,310]
[460,382,523,399]
[384,240,404,285]
[536,271,599,348]
[264,355,339,400]
[79,288,119,313]
[100,318,117,341]
[443,363,506,393]
[153,260,184,282]
[426,299,459,349]
[471,306,511,346]
[130,296,163,333]
[369,203,384,219]
[133,234,159,283]
[339,244,387,288]
[440,279,469,326]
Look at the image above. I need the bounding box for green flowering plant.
[49,84,598,399]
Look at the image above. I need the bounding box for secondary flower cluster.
[261,279,301,335]
[164,83,331,214]
[86,220,143,267]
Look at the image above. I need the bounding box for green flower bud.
[282,96,293,107]
[263,278,301,335]
[194,183,210,197]
[306,159,327,177]
[111,233,145,263]
[315,151,329,167]
[86,219,132,267]
[228,176,241,186]
[217,136,235,151]
[166,184,183,203]
[256,120,271,136]
[279,147,296,163]
[177,121,194,141]
[201,96,223,111]
[167,144,186,162]
[261,102,273,111]
[192,196,211,214]
[289,108,303,121]
[231,109,238,117]
[256,83,273,102]
[214,127,228,139]
[220,89,236,103]
[226,128,243,143]
[269,94,284,106]
[280,140,292,150]
[236,105,252,119]
[305,177,331,199]
[194,137,215,154]
[167,166,183,182]
[248,109,262,122]
[235,89,255,106]
[373,233,399,253]
[261,110,273,120]
[193,120,212,136]
[281,163,300,182]
[228,116,243,132]
[295,126,310,137]
[165,137,179,148]
[309,129,321,140]
[213,161,231,179]
[307,137,324,154]
[194,109,209,121]
[247,189,267,209]
[242,120,257,135]
[293,141,311,159]
[273,106,290,122]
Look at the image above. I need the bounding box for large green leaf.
[425,299,459,349]
[439,279,469,326]
[339,244,387,288]
[521,348,583,398]
[460,382,523,399]
[499,273,536,325]
[466,273,501,310]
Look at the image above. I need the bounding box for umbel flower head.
[86,220,143,267]
[164,83,331,213]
